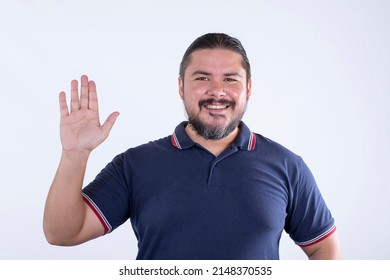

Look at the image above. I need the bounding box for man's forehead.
[187,49,245,70]
[189,48,241,59]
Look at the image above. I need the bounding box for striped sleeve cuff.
[296,224,337,247]
[82,193,112,235]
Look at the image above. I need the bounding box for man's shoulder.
[252,132,302,162]
[124,135,173,154]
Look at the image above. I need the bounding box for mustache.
[198,98,235,108]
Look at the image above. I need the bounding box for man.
[43,33,341,260]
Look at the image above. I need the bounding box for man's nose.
[208,80,226,98]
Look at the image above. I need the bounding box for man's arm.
[301,231,342,260]
[43,75,119,245]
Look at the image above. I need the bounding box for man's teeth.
[206,104,228,109]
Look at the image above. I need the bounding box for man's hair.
[179,33,251,82]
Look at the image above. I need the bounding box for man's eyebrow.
[192,70,211,76]
[224,72,242,77]
[191,71,242,77]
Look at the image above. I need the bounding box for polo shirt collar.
[171,121,195,149]
[171,121,256,151]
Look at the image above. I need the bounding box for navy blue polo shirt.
[82,121,335,259]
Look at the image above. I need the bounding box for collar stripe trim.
[172,131,256,150]
[171,133,182,149]
[247,132,257,151]
[82,193,112,234]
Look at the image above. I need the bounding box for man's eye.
[225,78,237,82]
[195,77,209,81]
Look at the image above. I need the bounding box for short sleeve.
[284,157,336,247]
[82,153,131,234]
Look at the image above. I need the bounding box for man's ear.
[178,76,184,100]
[246,79,252,100]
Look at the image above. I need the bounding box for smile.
[206,104,229,110]
[199,98,235,112]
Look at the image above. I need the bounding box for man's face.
[179,48,252,140]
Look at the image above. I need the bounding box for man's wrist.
[60,149,91,164]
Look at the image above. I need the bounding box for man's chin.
[188,118,239,140]
[201,115,229,126]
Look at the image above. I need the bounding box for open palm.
[59,75,119,154]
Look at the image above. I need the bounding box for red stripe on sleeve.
[298,226,337,247]
[82,196,110,235]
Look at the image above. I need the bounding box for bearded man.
[43,33,341,260]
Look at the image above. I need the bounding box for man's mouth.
[206,104,229,110]
[199,99,234,111]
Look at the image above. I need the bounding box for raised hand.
[59,75,119,154]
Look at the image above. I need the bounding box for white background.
[0,0,389,260]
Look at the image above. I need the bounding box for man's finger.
[101,112,120,138]
[79,75,89,109]
[88,80,99,112]
[70,79,79,112]
[59,91,69,117]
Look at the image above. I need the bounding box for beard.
[186,98,246,140]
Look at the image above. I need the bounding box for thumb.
[101,111,120,138]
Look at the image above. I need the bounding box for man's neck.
[185,124,239,157]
